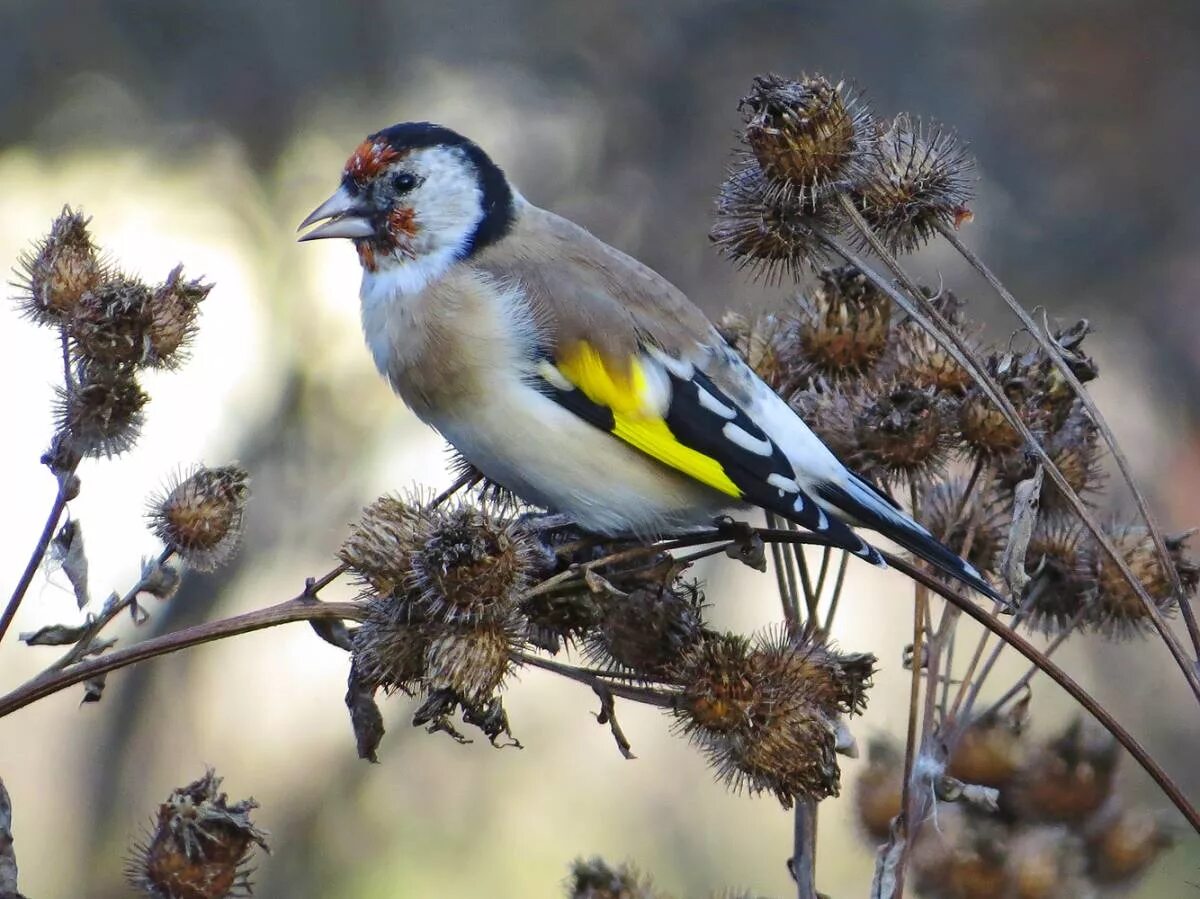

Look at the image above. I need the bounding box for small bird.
[299,122,1002,602]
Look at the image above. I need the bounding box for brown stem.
[822,205,1200,704]
[0,479,74,647]
[894,588,928,899]
[882,550,1200,834]
[514,652,676,707]
[937,222,1200,660]
[792,798,819,899]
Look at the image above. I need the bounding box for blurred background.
[1,0,1199,895]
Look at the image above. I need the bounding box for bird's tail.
[813,474,1009,607]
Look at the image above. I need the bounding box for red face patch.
[344,139,402,186]
[387,206,419,258]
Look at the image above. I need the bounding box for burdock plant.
[0,73,1198,899]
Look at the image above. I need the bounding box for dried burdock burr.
[352,597,428,695]
[66,273,152,366]
[852,378,958,485]
[947,712,1026,790]
[672,631,873,806]
[1021,516,1098,637]
[424,613,525,704]
[710,162,835,281]
[143,265,210,368]
[339,495,426,596]
[794,264,891,379]
[567,856,661,899]
[1085,806,1173,886]
[1090,525,1198,638]
[739,74,874,201]
[891,289,976,395]
[909,806,1008,899]
[999,405,1105,513]
[15,207,104,326]
[54,362,148,458]
[147,465,249,570]
[852,115,975,255]
[854,737,903,842]
[584,581,707,678]
[126,769,267,899]
[958,351,1049,463]
[1003,826,1090,899]
[918,477,1009,577]
[718,310,809,397]
[410,505,533,623]
[1008,719,1119,825]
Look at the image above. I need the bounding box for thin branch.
[514,652,676,708]
[791,799,819,899]
[0,478,74,647]
[937,222,1200,660]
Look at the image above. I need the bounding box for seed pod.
[958,352,1050,463]
[890,290,975,395]
[710,162,835,282]
[909,806,1008,899]
[1086,807,1172,885]
[1008,719,1119,825]
[55,362,148,458]
[739,74,874,200]
[143,265,211,368]
[1004,826,1089,899]
[1090,526,1198,638]
[147,465,249,570]
[584,582,707,678]
[16,207,104,326]
[352,596,428,695]
[1020,515,1098,636]
[66,274,152,365]
[410,505,533,623]
[852,116,975,255]
[424,615,523,704]
[948,713,1026,790]
[917,477,1009,578]
[125,769,267,899]
[339,495,426,596]
[794,265,891,379]
[854,738,903,842]
[853,378,958,485]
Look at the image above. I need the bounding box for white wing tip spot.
[722,422,773,457]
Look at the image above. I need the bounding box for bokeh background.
[2,1,1199,896]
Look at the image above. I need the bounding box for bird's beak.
[297,186,376,241]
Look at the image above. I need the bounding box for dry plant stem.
[883,549,1200,833]
[792,799,819,899]
[0,776,17,896]
[981,624,1075,720]
[937,222,1200,660]
[894,588,929,899]
[0,473,76,647]
[514,652,675,707]
[766,512,801,629]
[822,208,1200,703]
[821,551,850,634]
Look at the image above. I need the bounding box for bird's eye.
[393,172,418,193]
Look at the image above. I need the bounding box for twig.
[937,222,1200,660]
[791,798,819,899]
[0,777,18,897]
[979,616,1080,720]
[514,652,676,708]
[591,683,636,759]
[882,550,1200,834]
[821,551,850,634]
[0,477,75,647]
[894,587,928,898]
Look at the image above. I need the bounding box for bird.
[298,121,1004,604]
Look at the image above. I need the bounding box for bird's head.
[298,122,514,280]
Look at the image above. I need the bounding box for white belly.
[430,376,733,536]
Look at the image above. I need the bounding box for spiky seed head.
[1004,827,1089,899]
[339,495,426,596]
[672,631,869,805]
[411,506,532,622]
[125,769,267,899]
[959,388,1026,460]
[584,582,706,678]
[1021,516,1098,636]
[55,363,147,458]
[66,274,152,366]
[852,116,975,255]
[918,478,1008,577]
[891,291,976,395]
[1091,526,1198,638]
[424,616,523,704]
[795,264,891,378]
[567,857,661,899]
[1009,719,1119,824]
[710,162,834,282]
[854,738,904,842]
[519,589,604,654]
[739,74,874,200]
[352,598,428,694]
[853,379,958,484]
[147,465,249,570]
[909,807,1009,899]
[947,714,1026,789]
[998,404,1105,514]
[15,207,103,326]
[1086,807,1173,885]
[143,265,210,368]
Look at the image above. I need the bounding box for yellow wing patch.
[555,342,742,499]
